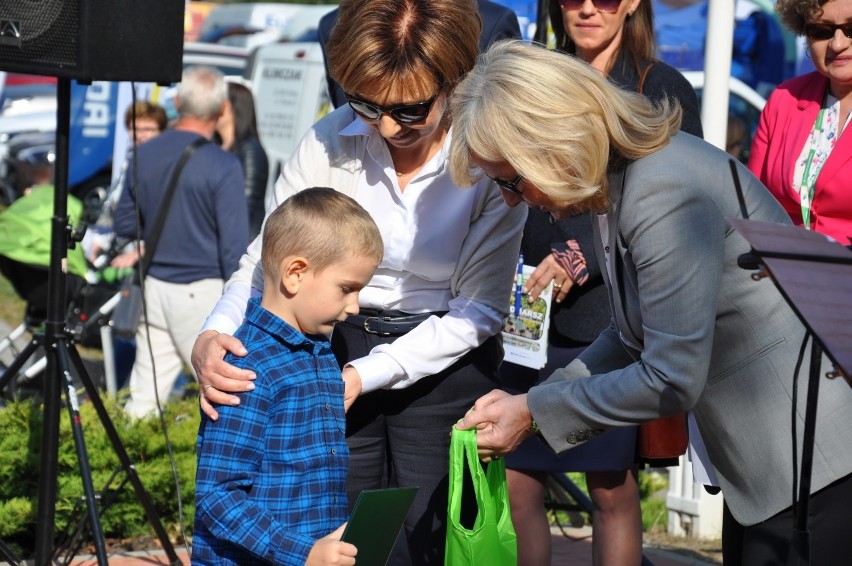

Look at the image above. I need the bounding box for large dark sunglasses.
[558,0,622,14]
[487,173,524,196]
[804,22,852,41]
[345,92,440,124]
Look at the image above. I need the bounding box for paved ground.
[48,527,718,565]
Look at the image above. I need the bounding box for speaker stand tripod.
[0,78,181,566]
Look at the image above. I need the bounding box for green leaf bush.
[0,395,199,557]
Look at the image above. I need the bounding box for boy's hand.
[342,367,362,413]
[305,523,356,566]
[192,329,256,421]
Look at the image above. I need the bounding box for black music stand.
[728,217,852,566]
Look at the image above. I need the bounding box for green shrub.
[546,469,668,532]
[0,396,200,557]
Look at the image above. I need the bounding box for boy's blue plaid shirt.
[193,297,349,565]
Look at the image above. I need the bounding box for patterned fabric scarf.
[793,92,845,230]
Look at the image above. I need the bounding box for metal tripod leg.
[0,536,23,566]
[67,341,181,565]
[53,339,108,565]
[32,76,179,566]
[0,338,40,393]
[19,326,180,565]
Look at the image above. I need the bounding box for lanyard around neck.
[798,107,827,231]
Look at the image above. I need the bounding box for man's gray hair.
[177,65,227,120]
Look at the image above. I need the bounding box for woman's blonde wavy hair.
[449,41,682,210]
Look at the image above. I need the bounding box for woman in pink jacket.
[748,0,852,245]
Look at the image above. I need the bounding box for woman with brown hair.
[749,0,852,245]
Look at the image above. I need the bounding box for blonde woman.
[454,41,852,566]
[503,1,701,563]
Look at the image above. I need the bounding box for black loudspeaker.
[0,0,184,84]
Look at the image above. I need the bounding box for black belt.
[344,309,446,337]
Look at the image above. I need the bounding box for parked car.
[681,70,767,163]
[199,3,335,49]
[183,41,250,76]
[0,43,250,218]
[0,76,58,197]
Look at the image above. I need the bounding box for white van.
[200,3,335,49]
[246,42,330,210]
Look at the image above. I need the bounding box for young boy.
[193,187,383,565]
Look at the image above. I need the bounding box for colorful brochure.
[502,263,552,369]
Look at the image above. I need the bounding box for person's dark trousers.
[332,321,502,566]
[722,472,852,565]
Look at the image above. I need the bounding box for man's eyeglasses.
[558,0,622,14]
[804,22,852,41]
[487,173,524,196]
[345,92,441,124]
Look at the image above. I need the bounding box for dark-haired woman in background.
[216,81,269,241]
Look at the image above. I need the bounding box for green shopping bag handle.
[446,426,518,565]
[447,426,493,534]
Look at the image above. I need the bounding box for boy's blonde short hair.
[261,187,384,285]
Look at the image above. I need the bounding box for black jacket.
[527,50,703,344]
[234,137,269,241]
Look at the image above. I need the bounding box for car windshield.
[0,84,58,112]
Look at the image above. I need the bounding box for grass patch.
[0,273,26,328]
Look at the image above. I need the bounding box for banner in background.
[69,81,119,187]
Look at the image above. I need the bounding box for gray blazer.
[527,133,852,526]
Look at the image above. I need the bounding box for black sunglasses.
[345,92,441,124]
[804,22,852,40]
[487,173,524,196]
[558,0,622,14]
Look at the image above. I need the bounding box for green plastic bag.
[445,427,517,565]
